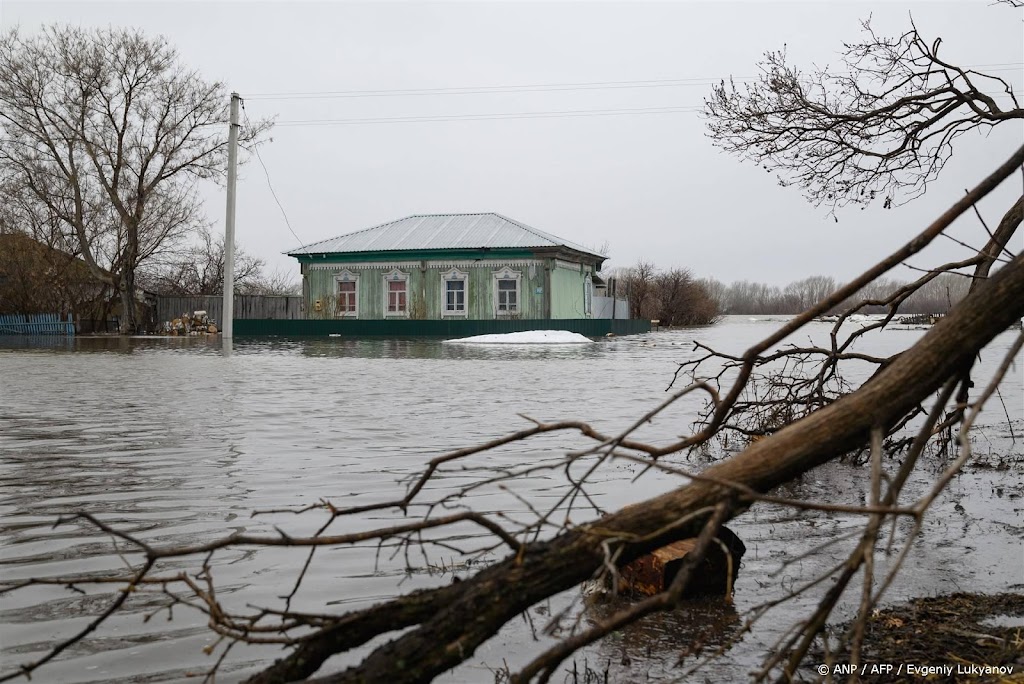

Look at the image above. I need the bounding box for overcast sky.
[3,1,1022,285]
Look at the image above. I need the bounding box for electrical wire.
[245,76,753,100]
[273,105,704,127]
[244,63,1023,101]
[241,102,304,248]
[265,91,1020,127]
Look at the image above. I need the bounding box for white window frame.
[441,268,469,317]
[333,269,360,318]
[382,269,410,317]
[492,267,522,317]
[584,275,594,318]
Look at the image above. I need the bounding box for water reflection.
[0,335,76,351]
[230,336,614,360]
[585,595,742,679]
[0,332,642,360]
[0,335,226,354]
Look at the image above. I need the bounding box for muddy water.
[1,317,1021,683]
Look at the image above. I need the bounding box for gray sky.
[3,1,1022,285]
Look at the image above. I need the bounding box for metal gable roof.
[287,213,604,259]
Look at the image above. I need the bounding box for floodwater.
[1,317,1021,683]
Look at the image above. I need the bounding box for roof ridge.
[489,212,554,243]
[406,212,493,218]
[491,212,603,256]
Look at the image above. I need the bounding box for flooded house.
[288,213,609,321]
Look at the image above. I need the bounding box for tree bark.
[118,267,138,334]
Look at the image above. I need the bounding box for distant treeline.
[698,273,970,315]
[616,263,971,323]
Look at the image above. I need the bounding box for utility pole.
[223,92,240,340]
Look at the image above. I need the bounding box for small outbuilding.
[288,213,607,321]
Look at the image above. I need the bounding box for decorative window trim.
[441,268,469,318]
[382,269,410,317]
[555,259,587,272]
[333,269,360,318]
[309,261,421,271]
[492,267,522,317]
[584,275,594,318]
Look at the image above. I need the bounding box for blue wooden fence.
[0,313,76,336]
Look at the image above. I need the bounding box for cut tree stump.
[618,526,745,597]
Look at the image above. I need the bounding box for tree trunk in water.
[118,267,138,334]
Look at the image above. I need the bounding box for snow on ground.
[442,330,594,345]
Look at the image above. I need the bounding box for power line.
[265,90,1020,127]
[245,76,753,100]
[243,62,1022,128]
[273,105,704,127]
[244,63,1023,101]
[241,103,304,248]
[967,62,1024,69]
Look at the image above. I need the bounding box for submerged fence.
[232,317,651,337]
[0,313,75,336]
[154,295,304,325]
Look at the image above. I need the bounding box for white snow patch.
[443,330,594,345]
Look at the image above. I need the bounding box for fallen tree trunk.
[248,250,1024,683]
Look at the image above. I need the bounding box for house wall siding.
[550,264,588,319]
[306,260,548,320]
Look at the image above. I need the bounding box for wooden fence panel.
[157,297,217,325]
[155,295,304,324]
[235,295,305,320]
[0,313,75,335]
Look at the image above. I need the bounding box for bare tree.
[622,260,658,319]
[697,6,1023,448]
[140,227,271,296]
[783,275,838,312]
[706,278,787,315]
[705,16,1022,211]
[622,262,719,324]
[652,267,720,326]
[0,25,270,332]
[900,271,970,313]
[242,266,301,296]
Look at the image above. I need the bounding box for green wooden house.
[289,213,607,321]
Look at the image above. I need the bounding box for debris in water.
[164,311,218,336]
[618,526,746,598]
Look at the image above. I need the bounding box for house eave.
[292,246,604,270]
